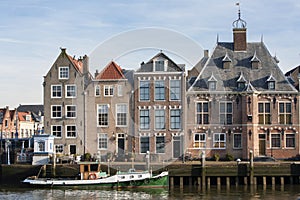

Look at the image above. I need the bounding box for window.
[170,109,181,129]
[140,109,150,130]
[194,133,206,148]
[258,102,271,124]
[98,105,108,126]
[38,141,45,152]
[98,133,108,149]
[51,125,62,137]
[271,133,281,148]
[208,81,216,91]
[70,145,76,155]
[116,104,127,126]
[139,80,150,101]
[233,133,242,149]
[170,80,181,100]
[51,105,62,118]
[104,85,114,96]
[268,81,275,90]
[66,85,76,98]
[140,136,150,153]
[155,60,164,71]
[155,109,165,130]
[279,102,292,124]
[66,105,76,118]
[95,85,100,96]
[156,136,165,153]
[286,134,295,148]
[51,85,62,98]
[220,102,232,125]
[196,102,209,124]
[237,82,245,90]
[213,133,226,149]
[118,85,123,96]
[66,125,76,138]
[59,66,69,79]
[55,144,63,153]
[155,80,165,100]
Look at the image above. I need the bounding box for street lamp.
[5,139,11,165]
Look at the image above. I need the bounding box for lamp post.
[5,139,11,165]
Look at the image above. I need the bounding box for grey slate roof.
[189,42,297,93]
[136,52,184,73]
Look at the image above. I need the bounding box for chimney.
[233,28,247,51]
[95,70,99,78]
[204,50,209,58]
[232,4,247,51]
[82,55,89,75]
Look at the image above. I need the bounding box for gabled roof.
[136,52,184,72]
[67,55,83,74]
[95,61,125,80]
[17,104,44,116]
[189,42,297,93]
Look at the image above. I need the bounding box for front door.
[117,134,125,158]
[259,134,266,156]
[173,136,181,158]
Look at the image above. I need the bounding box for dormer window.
[266,74,276,90]
[251,51,261,69]
[222,53,232,69]
[153,57,167,72]
[208,74,217,91]
[237,72,246,90]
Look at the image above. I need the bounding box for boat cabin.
[79,162,107,180]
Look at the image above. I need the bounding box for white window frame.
[196,102,209,125]
[98,133,108,150]
[66,105,76,119]
[55,144,64,153]
[97,104,109,127]
[116,104,127,127]
[170,79,181,101]
[65,84,76,98]
[170,109,181,130]
[51,105,62,119]
[66,125,76,138]
[139,109,150,130]
[95,85,100,97]
[59,66,69,79]
[219,101,233,125]
[51,125,62,138]
[140,136,150,154]
[155,136,165,154]
[155,80,165,101]
[139,80,150,101]
[104,85,114,96]
[153,59,166,72]
[194,133,206,149]
[51,85,62,98]
[213,133,226,149]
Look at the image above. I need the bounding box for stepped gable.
[95,61,125,80]
[190,42,297,92]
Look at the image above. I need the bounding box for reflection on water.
[1,185,300,200]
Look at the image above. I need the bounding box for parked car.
[253,156,276,162]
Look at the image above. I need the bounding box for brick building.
[186,11,299,160]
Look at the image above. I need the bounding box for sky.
[0,0,300,108]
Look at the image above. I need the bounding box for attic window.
[222,53,232,69]
[266,75,276,90]
[154,60,165,72]
[208,74,217,91]
[251,51,261,69]
[237,72,246,90]
[59,66,69,79]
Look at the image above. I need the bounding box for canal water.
[1,185,300,199]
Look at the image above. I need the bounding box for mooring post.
[201,151,206,189]
[249,150,254,185]
[52,154,56,177]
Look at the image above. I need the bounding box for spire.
[232,2,247,28]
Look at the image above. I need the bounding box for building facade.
[186,12,299,160]
[133,53,186,162]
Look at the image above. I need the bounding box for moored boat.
[22,162,168,189]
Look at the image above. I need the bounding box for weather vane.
[232,2,247,28]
